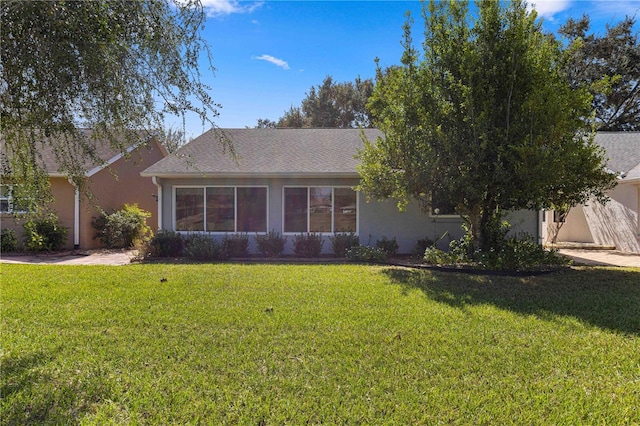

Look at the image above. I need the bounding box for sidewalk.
[0,249,136,266]
[558,249,640,268]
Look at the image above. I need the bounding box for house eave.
[140,171,360,179]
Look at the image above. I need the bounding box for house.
[1,131,168,249]
[141,128,539,254]
[543,132,640,253]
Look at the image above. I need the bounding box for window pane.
[206,187,234,232]
[334,188,357,232]
[284,188,307,233]
[176,188,204,231]
[309,187,332,232]
[237,187,267,232]
[431,189,456,216]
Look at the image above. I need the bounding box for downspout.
[68,179,80,249]
[152,176,162,230]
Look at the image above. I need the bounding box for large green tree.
[1,0,221,203]
[560,15,640,131]
[358,0,616,251]
[256,76,374,128]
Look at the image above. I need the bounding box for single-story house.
[1,131,168,249]
[141,128,539,254]
[543,132,640,253]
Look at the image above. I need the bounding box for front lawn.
[2,264,639,424]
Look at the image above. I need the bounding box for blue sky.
[174,0,640,137]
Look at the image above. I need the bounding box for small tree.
[358,0,616,253]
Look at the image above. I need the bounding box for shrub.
[23,213,68,251]
[293,233,324,258]
[92,203,152,248]
[423,246,458,265]
[345,245,387,263]
[329,232,360,257]
[255,230,287,257]
[375,236,399,255]
[184,234,222,260]
[1,228,18,252]
[222,233,249,258]
[149,230,184,257]
[414,237,434,256]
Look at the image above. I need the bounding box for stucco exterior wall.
[156,176,539,255]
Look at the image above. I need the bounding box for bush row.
[1,213,68,252]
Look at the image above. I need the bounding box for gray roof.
[593,132,640,177]
[142,128,383,177]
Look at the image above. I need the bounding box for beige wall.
[78,140,167,249]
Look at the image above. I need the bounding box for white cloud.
[528,0,572,20]
[254,54,290,70]
[200,0,263,17]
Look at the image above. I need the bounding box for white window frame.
[0,184,29,214]
[282,186,359,235]
[172,185,269,234]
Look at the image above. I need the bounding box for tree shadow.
[1,349,110,424]
[382,267,640,335]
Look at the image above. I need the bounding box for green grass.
[2,263,639,424]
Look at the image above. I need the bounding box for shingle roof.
[593,132,640,177]
[141,128,383,177]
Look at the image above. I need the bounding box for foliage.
[148,230,184,257]
[184,234,223,261]
[415,237,434,256]
[345,245,388,263]
[357,0,616,253]
[424,229,570,271]
[222,233,250,258]
[375,236,399,256]
[1,0,223,200]
[2,264,640,423]
[158,127,189,154]
[293,233,324,257]
[22,213,68,251]
[91,203,152,249]
[1,228,19,252]
[255,230,287,257]
[329,232,360,256]
[257,76,375,128]
[560,16,640,131]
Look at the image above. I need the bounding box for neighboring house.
[543,132,640,253]
[1,132,168,249]
[141,128,538,254]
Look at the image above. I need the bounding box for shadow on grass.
[383,267,640,335]
[1,350,110,424]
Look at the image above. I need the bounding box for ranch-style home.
[0,131,167,249]
[141,128,539,254]
[543,132,640,253]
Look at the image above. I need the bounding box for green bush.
[92,203,152,248]
[222,233,249,258]
[375,236,399,255]
[255,230,287,257]
[414,237,434,256]
[184,234,222,260]
[293,233,324,257]
[1,228,19,252]
[329,232,360,257]
[23,213,68,252]
[345,245,387,263]
[149,230,184,257]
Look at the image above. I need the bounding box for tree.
[559,15,640,131]
[1,0,222,204]
[255,76,375,128]
[357,0,617,252]
[159,127,188,154]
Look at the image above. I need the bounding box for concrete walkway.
[558,249,640,268]
[0,249,136,266]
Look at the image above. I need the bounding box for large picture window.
[175,186,267,232]
[284,187,357,233]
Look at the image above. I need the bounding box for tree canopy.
[357,0,616,251]
[1,0,220,204]
[255,76,375,128]
[560,15,640,131]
